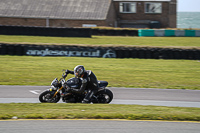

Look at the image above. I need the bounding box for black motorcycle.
[39,70,113,103]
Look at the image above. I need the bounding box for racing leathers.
[64,70,99,103]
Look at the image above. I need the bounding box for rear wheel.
[39,91,60,103]
[96,89,113,103]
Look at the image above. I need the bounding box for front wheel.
[96,89,113,103]
[39,91,60,103]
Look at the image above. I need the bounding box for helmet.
[74,65,85,78]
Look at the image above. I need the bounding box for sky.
[178,0,200,12]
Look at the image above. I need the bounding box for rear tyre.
[39,91,60,103]
[96,89,113,103]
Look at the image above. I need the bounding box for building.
[113,0,177,28]
[0,0,177,28]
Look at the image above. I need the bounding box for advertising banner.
[25,46,117,58]
[1,43,200,60]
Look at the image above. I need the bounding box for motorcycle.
[39,70,113,103]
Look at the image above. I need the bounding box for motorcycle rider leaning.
[63,65,99,103]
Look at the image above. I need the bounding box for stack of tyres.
[173,49,181,59]
[91,29,138,36]
[137,48,146,59]
[0,25,92,37]
[114,47,124,58]
[14,44,24,55]
[0,26,6,35]
[1,42,200,60]
[191,49,200,60]
[34,27,43,36]
[7,44,15,55]
[98,29,107,36]
[180,49,189,59]
[151,48,159,59]
[145,48,153,59]
[159,49,170,59]
[0,44,7,55]
[129,48,138,58]
[126,48,135,58]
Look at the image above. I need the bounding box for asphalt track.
[0,119,200,133]
[0,85,200,107]
[1,85,200,133]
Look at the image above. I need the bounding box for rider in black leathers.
[63,65,99,103]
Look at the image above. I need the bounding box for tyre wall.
[2,25,199,37]
[0,25,138,37]
[92,29,138,36]
[0,25,91,37]
[1,43,200,60]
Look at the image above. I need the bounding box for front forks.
[52,86,63,98]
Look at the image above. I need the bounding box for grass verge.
[1,35,200,48]
[0,103,199,121]
[0,56,200,90]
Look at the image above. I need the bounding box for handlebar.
[62,73,68,79]
[62,69,71,79]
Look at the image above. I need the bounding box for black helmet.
[74,65,85,78]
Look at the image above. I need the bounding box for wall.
[168,0,177,28]
[105,1,117,27]
[0,17,46,27]
[113,1,177,28]
[49,19,108,28]
[0,17,110,28]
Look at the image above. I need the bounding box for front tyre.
[39,91,60,103]
[96,89,113,103]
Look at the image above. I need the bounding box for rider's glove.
[62,69,70,78]
[62,74,67,79]
[65,69,70,74]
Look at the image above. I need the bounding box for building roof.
[0,0,111,20]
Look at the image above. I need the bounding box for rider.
[63,65,99,103]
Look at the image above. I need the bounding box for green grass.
[1,35,200,48]
[0,103,200,121]
[0,56,200,90]
[1,35,200,121]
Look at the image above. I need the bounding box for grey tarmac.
[0,119,199,133]
[0,86,200,133]
[0,85,200,107]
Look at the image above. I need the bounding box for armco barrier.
[185,30,195,37]
[196,30,200,37]
[175,30,185,37]
[138,29,154,37]
[165,30,175,36]
[1,43,200,60]
[138,29,200,37]
[154,30,165,37]
[0,25,91,37]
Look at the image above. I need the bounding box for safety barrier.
[0,25,139,37]
[1,25,199,37]
[1,43,200,60]
[0,25,91,37]
[92,29,138,36]
[138,29,200,37]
